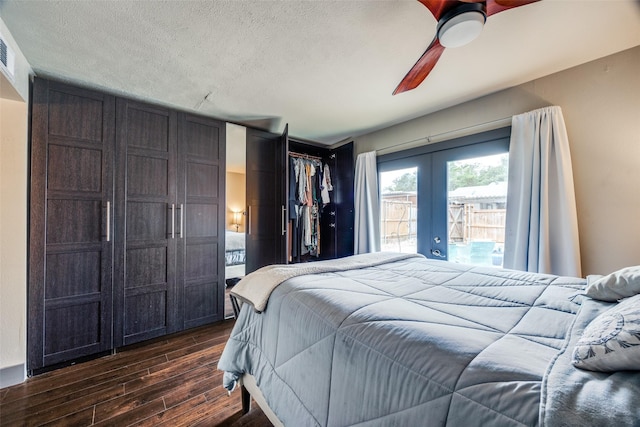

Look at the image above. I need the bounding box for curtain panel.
[354,151,380,254]
[504,106,581,277]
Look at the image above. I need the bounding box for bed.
[225,230,245,279]
[218,253,640,426]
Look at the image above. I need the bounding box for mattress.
[218,254,638,426]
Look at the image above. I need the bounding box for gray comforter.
[218,255,636,426]
[541,295,640,426]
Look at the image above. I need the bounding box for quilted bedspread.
[218,255,588,426]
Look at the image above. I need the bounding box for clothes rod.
[376,116,512,155]
[289,151,323,161]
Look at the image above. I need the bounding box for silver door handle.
[179,204,184,238]
[106,201,111,242]
[248,205,252,235]
[281,205,286,236]
[171,203,175,239]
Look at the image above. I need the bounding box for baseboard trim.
[0,363,26,388]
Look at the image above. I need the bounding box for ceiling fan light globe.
[438,11,486,48]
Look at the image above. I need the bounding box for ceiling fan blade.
[486,0,540,17]
[393,38,446,95]
[417,0,460,21]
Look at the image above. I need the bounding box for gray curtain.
[354,151,380,254]
[503,106,581,277]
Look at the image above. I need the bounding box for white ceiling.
[1,0,639,145]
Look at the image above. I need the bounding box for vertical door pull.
[179,204,184,238]
[171,203,175,239]
[106,201,111,242]
[281,205,287,236]
[248,206,252,235]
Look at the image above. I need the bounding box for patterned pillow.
[585,266,640,302]
[572,294,640,372]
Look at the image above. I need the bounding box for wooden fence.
[449,205,506,244]
[380,200,416,244]
[381,200,505,244]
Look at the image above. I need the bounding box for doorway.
[378,128,510,265]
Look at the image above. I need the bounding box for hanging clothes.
[288,155,325,259]
[320,163,333,205]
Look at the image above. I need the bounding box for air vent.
[0,34,16,80]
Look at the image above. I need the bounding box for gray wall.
[354,46,640,276]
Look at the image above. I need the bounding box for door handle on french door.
[247,206,252,235]
[106,201,111,242]
[281,205,286,236]
[431,249,446,258]
[178,204,184,238]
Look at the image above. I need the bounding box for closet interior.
[287,139,355,263]
[241,129,355,276]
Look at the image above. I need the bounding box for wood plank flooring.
[0,320,272,427]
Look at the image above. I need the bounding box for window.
[379,167,418,253]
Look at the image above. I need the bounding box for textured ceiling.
[1,0,639,144]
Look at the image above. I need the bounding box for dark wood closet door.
[28,79,115,371]
[177,113,226,328]
[114,99,178,346]
[245,128,287,274]
[332,142,355,258]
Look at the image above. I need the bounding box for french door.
[378,128,510,264]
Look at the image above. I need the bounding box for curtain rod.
[289,151,323,161]
[376,116,512,155]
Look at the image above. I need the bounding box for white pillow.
[584,266,640,302]
[572,294,640,372]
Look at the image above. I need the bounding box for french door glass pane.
[447,153,508,267]
[379,168,418,253]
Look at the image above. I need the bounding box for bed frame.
[240,374,284,426]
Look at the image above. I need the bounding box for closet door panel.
[126,247,168,287]
[45,302,101,354]
[125,108,170,151]
[245,128,287,273]
[46,199,102,244]
[184,120,220,158]
[126,156,169,196]
[124,292,167,336]
[28,78,115,371]
[185,243,218,279]
[333,142,355,258]
[178,114,225,329]
[186,204,218,238]
[187,163,219,198]
[125,202,168,240]
[115,99,177,346]
[184,283,217,321]
[45,251,102,298]
[47,144,103,191]
[47,91,104,141]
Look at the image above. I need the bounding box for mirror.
[224,123,246,318]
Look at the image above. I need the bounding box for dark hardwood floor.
[0,320,272,426]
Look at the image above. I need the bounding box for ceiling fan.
[393,0,540,95]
